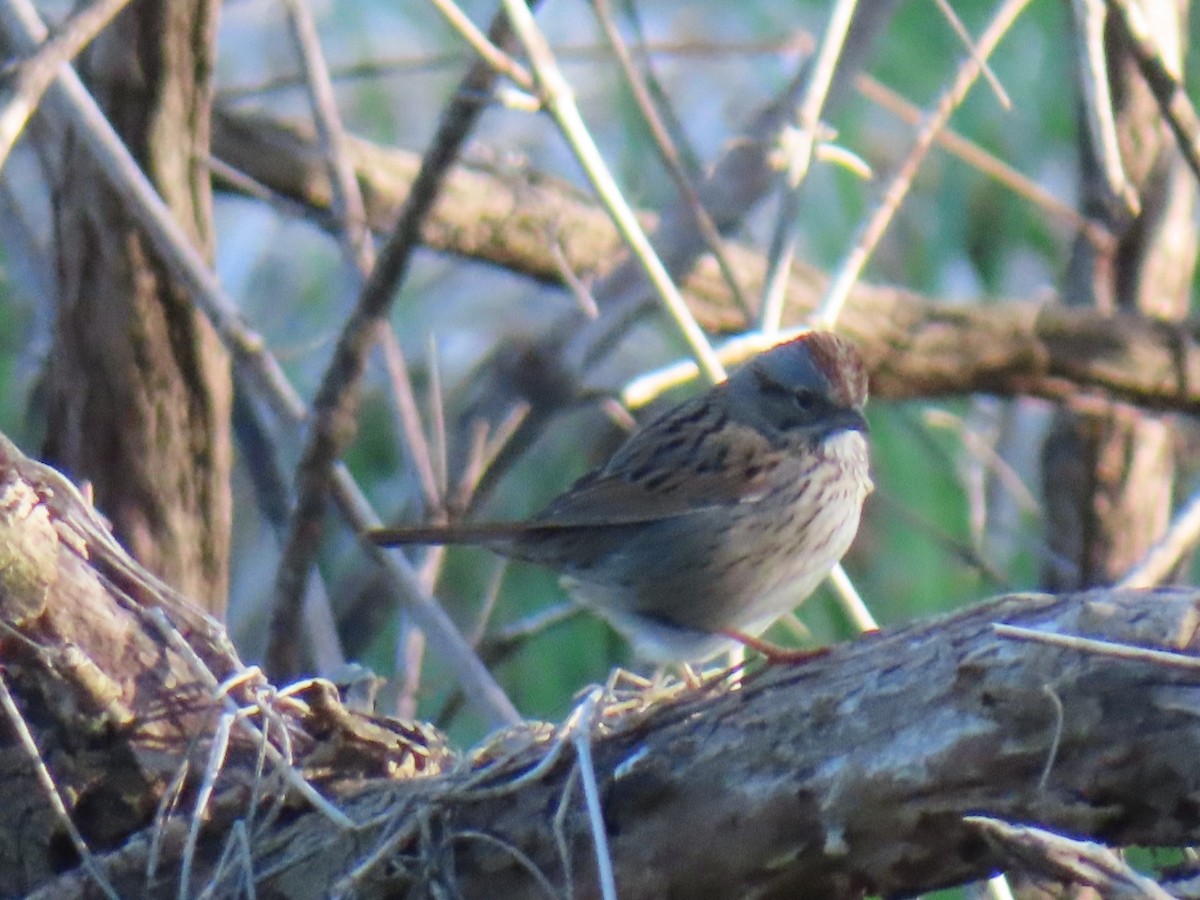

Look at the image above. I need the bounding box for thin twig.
[868,489,1011,586]
[553,765,581,893]
[435,601,580,728]
[195,819,255,900]
[994,623,1200,670]
[456,744,573,804]
[923,408,1040,515]
[930,0,1011,109]
[496,0,726,384]
[813,0,1033,330]
[393,613,427,721]
[1105,0,1200,185]
[451,830,561,899]
[281,0,374,270]
[1117,485,1200,589]
[453,403,530,515]
[759,0,860,336]
[1070,0,1139,217]
[379,331,442,513]
[591,0,750,318]
[147,751,191,883]
[551,238,601,319]
[967,817,1177,899]
[206,152,341,227]
[426,336,449,501]
[854,74,1110,249]
[218,35,814,100]
[617,0,707,176]
[570,690,617,900]
[328,802,420,896]
[468,557,510,647]
[179,711,234,900]
[0,0,133,171]
[829,562,877,631]
[429,0,533,89]
[1037,685,1064,791]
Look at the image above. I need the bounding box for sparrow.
[369,331,872,664]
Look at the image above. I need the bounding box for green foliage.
[0,282,34,446]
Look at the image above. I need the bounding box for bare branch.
[813,0,1033,329]
[0,0,133,170]
[1105,0,1200,187]
[969,818,1176,899]
[0,0,517,729]
[211,112,1200,416]
[261,3,524,727]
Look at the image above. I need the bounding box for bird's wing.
[533,422,793,527]
[371,399,803,541]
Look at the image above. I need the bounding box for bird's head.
[732,332,869,441]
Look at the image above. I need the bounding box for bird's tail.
[366,522,525,548]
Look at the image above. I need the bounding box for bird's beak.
[837,407,869,435]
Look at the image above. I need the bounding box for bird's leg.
[719,629,829,665]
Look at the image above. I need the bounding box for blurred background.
[0,0,1189,748]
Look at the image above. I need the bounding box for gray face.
[745,331,868,405]
[723,332,869,446]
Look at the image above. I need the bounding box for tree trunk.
[42,0,231,614]
[1042,0,1196,590]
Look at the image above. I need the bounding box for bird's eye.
[792,389,818,412]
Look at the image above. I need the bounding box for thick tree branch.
[3,434,1199,897]
[213,110,1200,414]
[308,587,1200,899]
[0,432,451,897]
